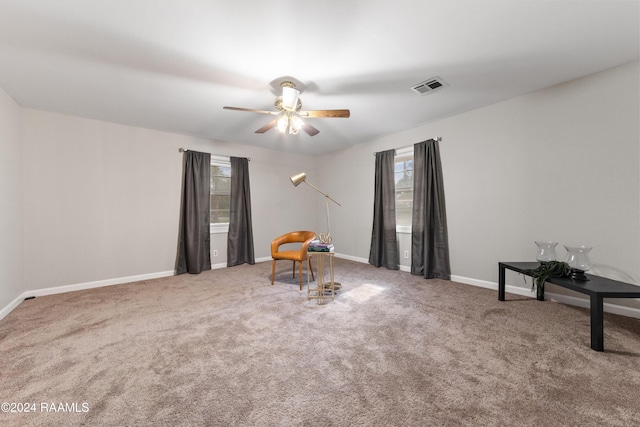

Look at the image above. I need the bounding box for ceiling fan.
[223,81,350,136]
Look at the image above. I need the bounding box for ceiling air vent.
[411,76,447,95]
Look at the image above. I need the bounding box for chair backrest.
[271,231,316,256]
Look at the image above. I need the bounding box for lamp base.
[323,282,342,293]
[569,269,589,281]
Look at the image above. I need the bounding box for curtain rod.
[179,148,251,161]
[373,137,442,156]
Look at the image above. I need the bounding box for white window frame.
[210,155,231,234]
[395,146,413,234]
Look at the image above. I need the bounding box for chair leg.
[308,258,315,281]
[292,261,296,278]
[299,261,303,290]
[271,259,276,285]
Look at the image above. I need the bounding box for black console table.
[499,262,640,352]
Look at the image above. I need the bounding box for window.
[395,148,414,230]
[210,158,231,233]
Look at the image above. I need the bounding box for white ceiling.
[0,1,638,156]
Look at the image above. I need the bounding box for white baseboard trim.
[451,274,503,291]
[334,253,368,264]
[333,253,415,273]
[0,270,175,321]
[216,257,272,268]
[545,293,640,319]
[0,260,274,320]
[452,274,542,300]
[0,294,27,322]
[331,258,640,320]
[451,274,640,320]
[3,259,639,322]
[26,270,177,298]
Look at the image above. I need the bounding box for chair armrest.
[271,235,286,256]
[271,231,317,257]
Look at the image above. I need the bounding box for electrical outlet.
[213,250,219,257]
[404,250,409,259]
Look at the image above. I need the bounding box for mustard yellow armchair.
[271,231,316,290]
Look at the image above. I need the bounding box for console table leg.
[498,264,506,301]
[590,294,604,352]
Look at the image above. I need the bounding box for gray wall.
[321,61,640,296]
[20,109,317,291]
[0,87,23,312]
[1,60,638,315]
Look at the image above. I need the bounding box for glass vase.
[535,241,558,263]
[564,245,592,281]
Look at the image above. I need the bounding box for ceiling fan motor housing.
[275,96,302,112]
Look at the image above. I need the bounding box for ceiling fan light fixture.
[282,86,300,111]
[277,112,305,135]
[291,115,304,131]
[277,115,288,133]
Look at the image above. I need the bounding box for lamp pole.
[302,180,341,243]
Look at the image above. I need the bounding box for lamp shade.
[290,172,307,187]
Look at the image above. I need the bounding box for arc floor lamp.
[290,172,341,244]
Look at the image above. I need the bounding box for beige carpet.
[1,258,639,426]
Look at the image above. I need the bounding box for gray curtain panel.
[369,149,400,270]
[227,157,255,267]
[177,150,212,275]
[411,139,451,279]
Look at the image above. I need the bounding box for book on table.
[308,239,334,252]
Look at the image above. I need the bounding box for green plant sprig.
[525,261,572,293]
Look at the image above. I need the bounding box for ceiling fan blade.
[302,123,320,137]
[223,106,279,115]
[255,118,278,134]
[299,109,350,118]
